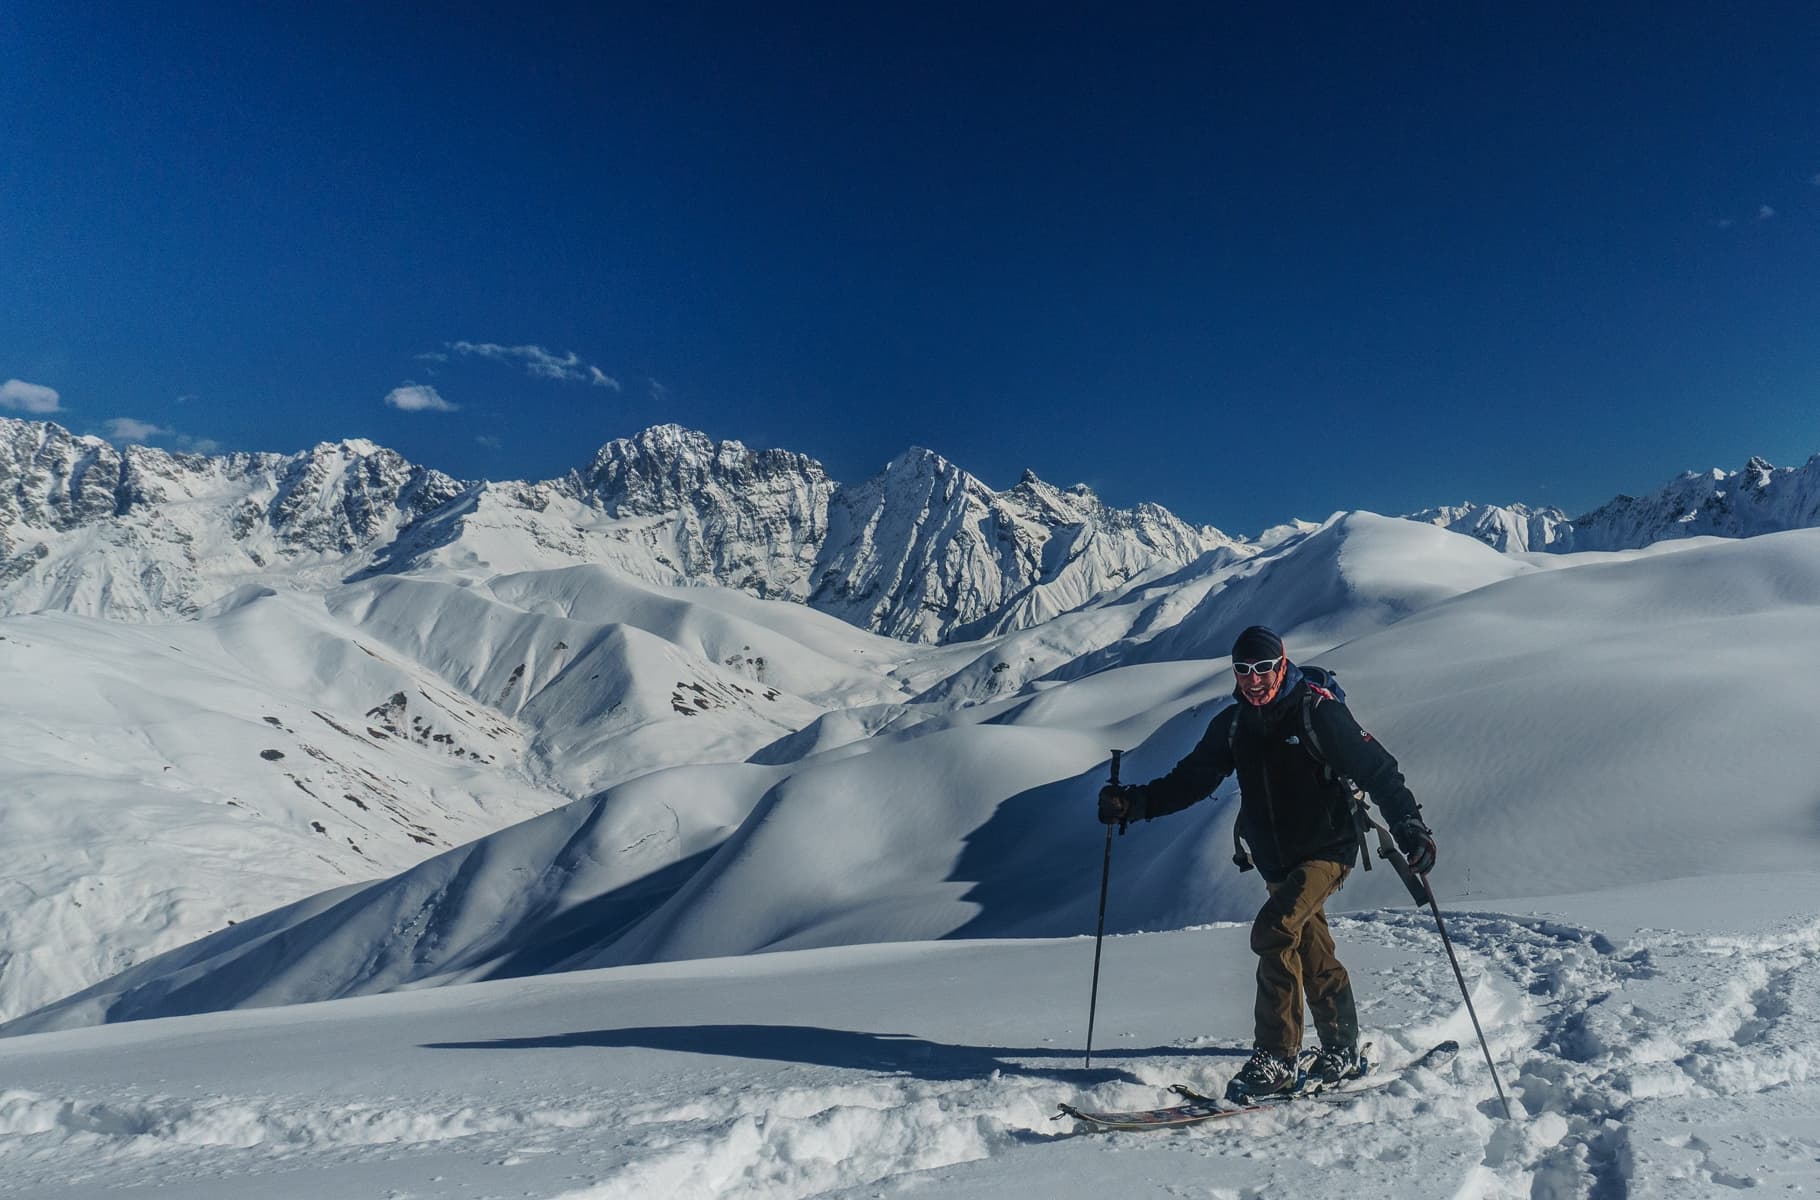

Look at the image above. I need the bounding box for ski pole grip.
[1376,833,1431,905]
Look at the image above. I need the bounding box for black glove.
[1097,785,1146,825]
[1394,818,1437,876]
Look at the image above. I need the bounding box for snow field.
[7,489,1820,1197]
[1,875,1819,1196]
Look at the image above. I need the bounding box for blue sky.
[5,3,1820,535]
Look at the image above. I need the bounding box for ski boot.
[1300,1043,1371,1091]
[1224,1048,1299,1103]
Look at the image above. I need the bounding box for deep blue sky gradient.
[6,2,1820,534]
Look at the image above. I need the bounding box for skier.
[1096,625,1437,1102]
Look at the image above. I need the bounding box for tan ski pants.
[1250,859,1354,1057]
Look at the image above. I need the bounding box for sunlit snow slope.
[21,514,1820,1034]
[0,563,918,1022]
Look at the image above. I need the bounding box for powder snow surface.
[0,874,1816,1197]
[4,513,1820,1196]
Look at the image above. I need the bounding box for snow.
[6,426,1820,1195]
[1,873,1818,1197]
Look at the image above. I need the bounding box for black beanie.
[1231,625,1284,662]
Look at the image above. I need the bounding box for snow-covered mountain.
[38,514,1820,1034]
[0,557,927,1023]
[1400,500,1573,551]
[15,415,1820,648]
[1404,454,1820,553]
[8,427,1820,1197]
[0,419,1241,644]
[0,420,469,619]
[1557,453,1820,550]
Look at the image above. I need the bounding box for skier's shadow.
[423,1023,1247,1085]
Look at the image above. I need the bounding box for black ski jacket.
[1129,675,1421,883]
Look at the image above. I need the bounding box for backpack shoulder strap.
[1301,684,1360,790]
[1300,686,1329,775]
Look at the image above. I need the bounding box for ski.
[1053,1040,1458,1132]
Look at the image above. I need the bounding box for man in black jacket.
[1097,625,1437,1102]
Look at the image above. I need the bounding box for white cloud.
[1759,205,1777,220]
[447,341,620,388]
[415,351,450,364]
[475,434,504,450]
[104,418,171,442]
[1,378,63,414]
[175,435,221,455]
[648,377,670,402]
[384,383,457,413]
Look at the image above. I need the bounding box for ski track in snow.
[2,909,1816,1197]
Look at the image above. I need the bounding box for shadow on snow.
[423,1023,1248,1084]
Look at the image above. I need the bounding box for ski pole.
[1084,748,1123,1070]
[1369,819,1514,1120]
[1420,871,1514,1120]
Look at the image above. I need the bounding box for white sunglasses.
[1232,657,1283,677]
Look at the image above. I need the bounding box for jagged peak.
[296,437,403,464]
[635,423,719,452]
[879,445,961,478]
[0,417,110,454]
[589,424,763,471]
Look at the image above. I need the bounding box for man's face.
[1234,655,1286,707]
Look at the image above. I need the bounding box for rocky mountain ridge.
[1407,454,1820,553]
[0,420,1240,642]
[8,417,1820,638]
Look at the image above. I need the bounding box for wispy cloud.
[475,434,504,450]
[1759,204,1777,220]
[104,417,171,442]
[385,383,458,413]
[99,418,217,453]
[415,351,450,364]
[1,378,62,414]
[447,341,622,389]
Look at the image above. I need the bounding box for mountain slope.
[0,561,922,1023]
[28,521,1820,1032]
